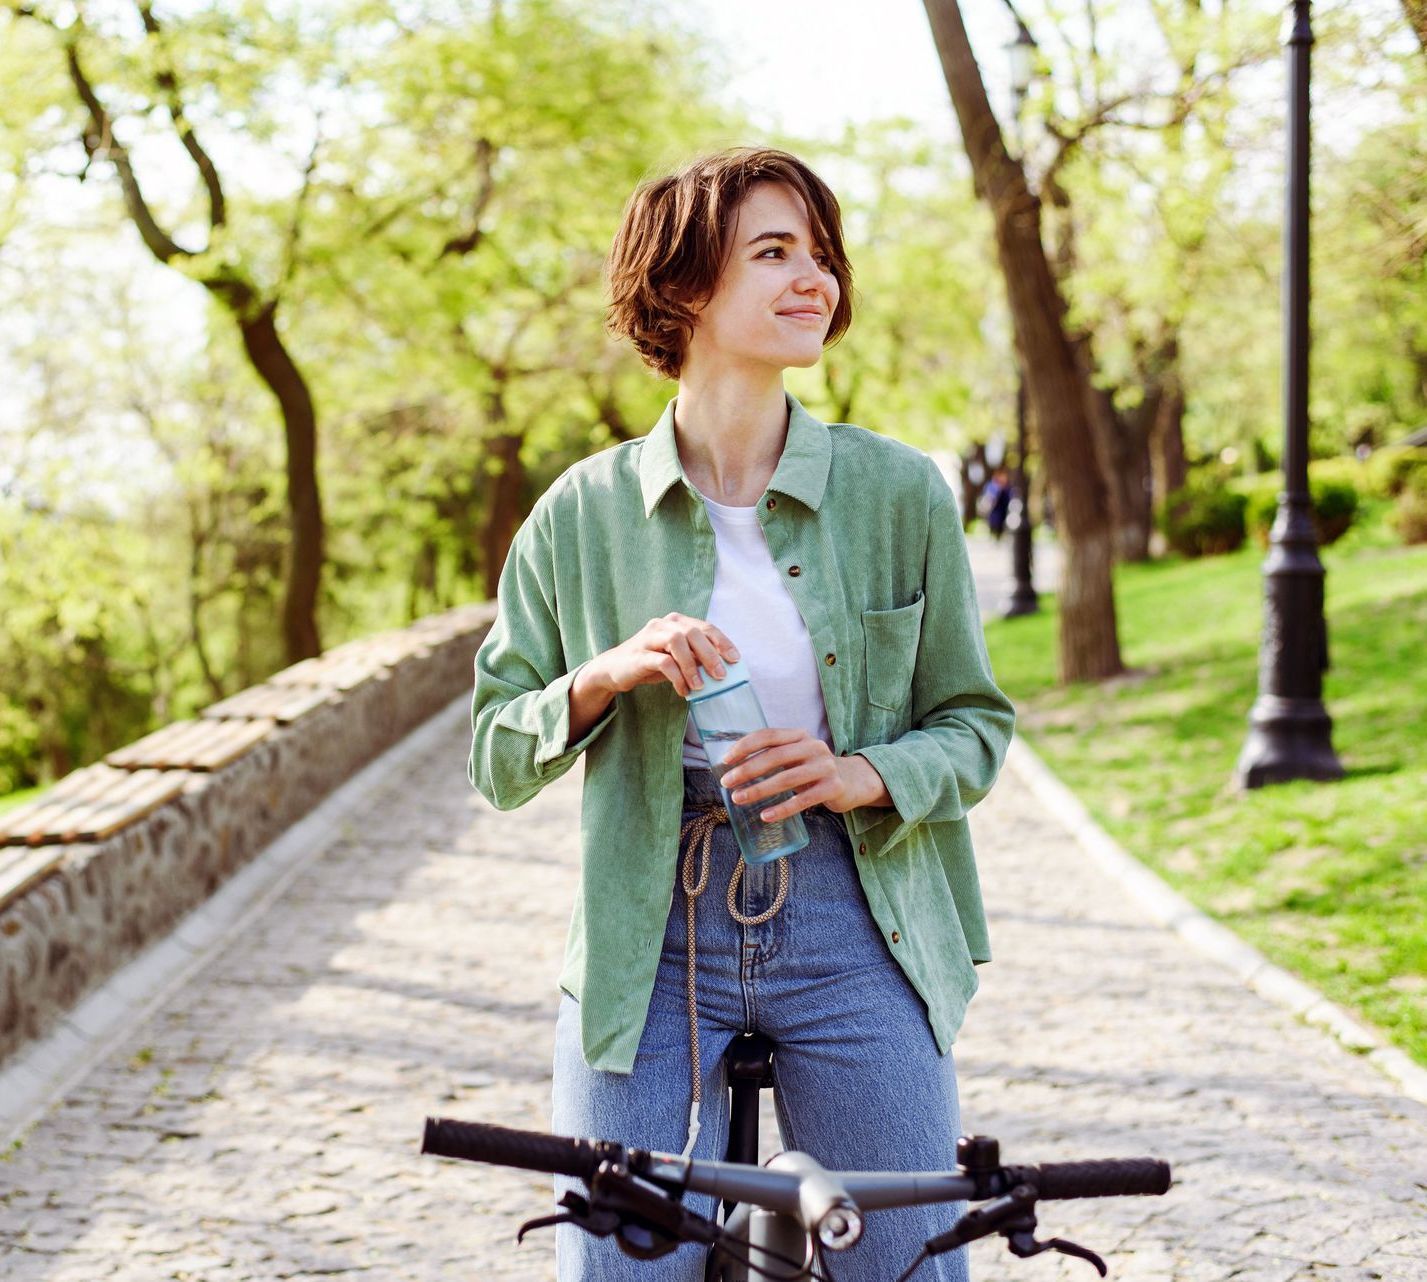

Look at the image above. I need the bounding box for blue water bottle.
[685,658,810,864]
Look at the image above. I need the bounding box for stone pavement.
[3,585,1426,1279]
[963,531,1061,617]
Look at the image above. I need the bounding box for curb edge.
[1003,734,1427,1108]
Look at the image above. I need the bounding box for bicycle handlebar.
[420,1116,1170,1211]
[1008,1158,1172,1200]
[422,1117,604,1180]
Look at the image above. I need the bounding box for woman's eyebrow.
[744,230,799,247]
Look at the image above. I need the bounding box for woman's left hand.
[720,728,889,821]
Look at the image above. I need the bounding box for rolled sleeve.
[498,659,618,771]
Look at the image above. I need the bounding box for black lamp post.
[1235,0,1343,788]
[1002,21,1039,619]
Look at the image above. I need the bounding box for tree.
[7,1,328,661]
[922,0,1123,681]
[292,0,738,593]
[1403,0,1427,55]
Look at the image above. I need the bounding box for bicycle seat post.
[721,1032,776,1192]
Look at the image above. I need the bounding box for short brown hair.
[604,147,855,380]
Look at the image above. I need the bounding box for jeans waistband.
[681,764,723,808]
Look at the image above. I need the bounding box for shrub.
[1307,456,1369,494]
[1309,477,1360,544]
[1159,482,1248,557]
[1238,473,1359,547]
[1366,446,1427,499]
[1393,473,1427,545]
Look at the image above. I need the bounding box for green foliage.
[789,120,1002,448]
[1158,480,1248,558]
[1367,446,1427,499]
[1237,469,1361,548]
[1393,472,1427,545]
[0,506,158,793]
[1,0,1425,792]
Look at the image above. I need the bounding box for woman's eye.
[759,246,833,268]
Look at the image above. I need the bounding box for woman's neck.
[673,371,788,506]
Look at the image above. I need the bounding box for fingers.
[723,727,806,770]
[685,629,729,684]
[706,626,741,664]
[651,651,693,697]
[653,617,742,696]
[730,761,832,818]
[722,734,831,795]
[664,632,704,695]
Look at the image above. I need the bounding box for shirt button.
[858,841,867,856]
[766,497,777,510]
[824,653,836,666]
[891,931,901,944]
[788,565,801,576]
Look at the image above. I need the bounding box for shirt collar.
[638,390,832,519]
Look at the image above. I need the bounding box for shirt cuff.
[842,744,932,855]
[527,660,619,769]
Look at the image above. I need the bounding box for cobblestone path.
[2,694,1424,1279]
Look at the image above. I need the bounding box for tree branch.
[280,119,323,291]
[438,135,496,258]
[136,1,226,229]
[62,36,189,263]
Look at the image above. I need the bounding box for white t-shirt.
[681,490,833,768]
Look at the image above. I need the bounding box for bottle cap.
[685,655,751,702]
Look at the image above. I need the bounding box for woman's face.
[684,181,840,375]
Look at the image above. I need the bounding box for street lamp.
[1235,0,1343,788]
[1002,20,1039,619]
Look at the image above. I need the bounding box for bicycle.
[421,1030,1173,1280]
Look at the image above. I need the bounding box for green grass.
[0,783,45,816]
[984,531,1427,1067]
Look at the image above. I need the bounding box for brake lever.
[918,1182,1107,1278]
[517,1190,620,1243]
[515,1160,724,1262]
[1007,1229,1108,1276]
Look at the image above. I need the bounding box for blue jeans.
[550,766,970,1281]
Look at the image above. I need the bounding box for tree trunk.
[922,0,1122,680]
[1091,381,1157,564]
[1403,0,1427,56]
[960,441,989,529]
[238,304,324,662]
[1154,374,1189,503]
[480,377,527,599]
[482,432,525,598]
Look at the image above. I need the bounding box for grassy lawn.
[983,521,1427,1068]
[0,784,44,817]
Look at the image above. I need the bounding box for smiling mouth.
[779,311,823,321]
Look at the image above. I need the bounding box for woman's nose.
[791,253,830,293]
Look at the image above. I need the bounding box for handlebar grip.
[422,1117,601,1180]
[1029,1158,1172,1200]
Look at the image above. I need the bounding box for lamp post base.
[1236,695,1345,789]
[1001,584,1039,618]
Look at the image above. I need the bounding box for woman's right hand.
[593,613,741,699]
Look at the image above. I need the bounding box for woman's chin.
[778,344,827,370]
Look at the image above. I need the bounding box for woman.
[469,147,1015,1282]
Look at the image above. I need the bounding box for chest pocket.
[861,589,925,712]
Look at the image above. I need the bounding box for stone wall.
[0,604,496,1067]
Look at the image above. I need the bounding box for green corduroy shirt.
[468,390,1016,1073]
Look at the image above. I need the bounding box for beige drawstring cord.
[676,802,789,1158]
